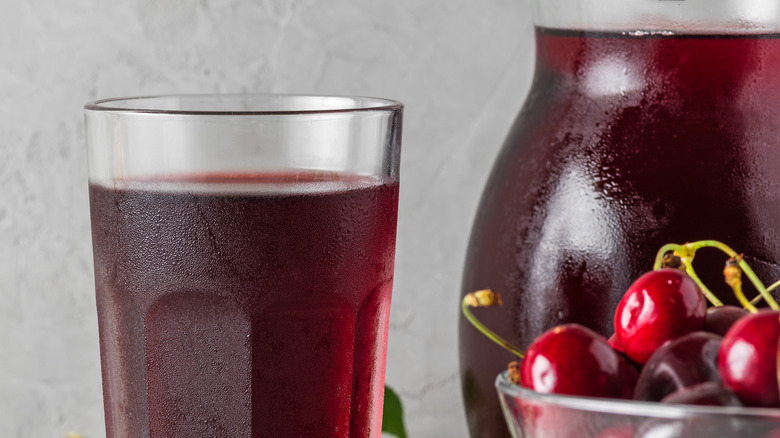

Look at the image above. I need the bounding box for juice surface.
[89,172,399,438]
[461,28,780,438]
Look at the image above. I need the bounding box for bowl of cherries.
[463,240,780,438]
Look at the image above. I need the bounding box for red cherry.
[718,310,780,407]
[614,269,707,364]
[519,324,634,399]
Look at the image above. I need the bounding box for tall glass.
[84,94,403,437]
[460,1,780,437]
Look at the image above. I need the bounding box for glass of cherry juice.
[84,94,403,438]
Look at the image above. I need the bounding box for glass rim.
[495,371,780,419]
[84,93,404,116]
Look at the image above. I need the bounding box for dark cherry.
[614,269,707,364]
[660,381,743,407]
[718,310,780,407]
[704,305,749,337]
[633,331,722,402]
[637,383,760,438]
[519,324,634,399]
[619,359,639,400]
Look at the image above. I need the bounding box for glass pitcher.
[460,1,780,436]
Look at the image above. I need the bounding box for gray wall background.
[0,1,535,436]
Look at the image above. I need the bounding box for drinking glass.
[84,94,403,437]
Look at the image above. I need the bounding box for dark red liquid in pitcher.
[89,173,398,437]
[461,28,780,437]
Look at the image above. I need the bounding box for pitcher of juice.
[459,1,780,436]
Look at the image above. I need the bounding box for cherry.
[618,359,639,400]
[508,326,637,438]
[519,324,635,399]
[718,310,780,407]
[614,268,707,365]
[513,399,595,438]
[638,383,759,438]
[660,381,742,407]
[704,305,748,337]
[633,331,722,402]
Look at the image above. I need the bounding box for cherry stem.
[655,240,779,310]
[751,279,780,306]
[724,256,758,313]
[461,291,525,359]
[686,240,779,310]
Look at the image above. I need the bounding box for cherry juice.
[461,28,780,437]
[89,173,399,437]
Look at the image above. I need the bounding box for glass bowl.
[495,372,780,438]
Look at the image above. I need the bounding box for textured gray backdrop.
[0,0,534,436]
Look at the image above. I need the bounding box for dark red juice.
[89,173,399,437]
[461,28,780,437]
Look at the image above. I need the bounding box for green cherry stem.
[659,240,779,310]
[750,279,780,306]
[724,257,759,313]
[731,281,758,313]
[685,240,779,310]
[461,291,525,359]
